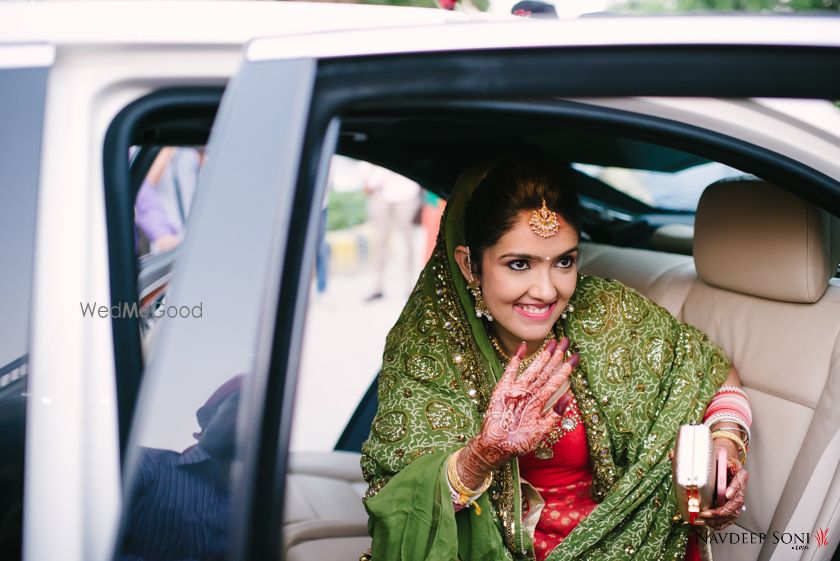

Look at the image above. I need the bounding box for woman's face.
[479,211,579,355]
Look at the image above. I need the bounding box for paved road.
[291,226,425,451]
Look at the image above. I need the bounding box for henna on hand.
[697,449,749,530]
[456,439,495,491]
[470,337,578,470]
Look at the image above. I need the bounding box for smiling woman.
[454,159,581,357]
[361,157,748,561]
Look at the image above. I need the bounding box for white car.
[1,3,840,561]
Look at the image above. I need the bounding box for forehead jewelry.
[529,199,560,238]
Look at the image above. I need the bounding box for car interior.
[125,96,840,561]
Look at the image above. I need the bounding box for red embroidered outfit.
[519,398,598,561]
[519,398,700,561]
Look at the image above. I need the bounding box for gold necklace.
[489,333,553,371]
[534,397,581,460]
[489,329,575,460]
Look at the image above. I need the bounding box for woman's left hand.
[694,440,749,530]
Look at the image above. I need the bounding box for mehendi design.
[466,344,577,475]
[696,456,749,531]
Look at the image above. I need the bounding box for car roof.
[0,1,486,46]
[246,15,840,60]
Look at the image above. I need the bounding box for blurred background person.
[118,376,242,561]
[315,178,332,296]
[360,162,421,301]
[421,189,445,263]
[511,0,558,17]
[135,146,203,254]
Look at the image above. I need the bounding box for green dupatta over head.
[361,163,731,561]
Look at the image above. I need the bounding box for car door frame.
[0,42,53,561]
[122,27,840,561]
[258,41,840,561]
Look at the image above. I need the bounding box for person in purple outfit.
[135,147,203,254]
[135,177,179,252]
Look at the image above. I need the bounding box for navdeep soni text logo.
[700,528,829,551]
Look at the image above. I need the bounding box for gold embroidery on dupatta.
[566,277,621,502]
[431,232,524,555]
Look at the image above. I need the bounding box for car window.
[0,60,49,561]
[573,162,746,211]
[133,145,205,352]
[284,100,840,561]
[292,156,430,452]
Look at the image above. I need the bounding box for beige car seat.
[581,178,840,561]
[283,451,371,561]
[689,179,840,561]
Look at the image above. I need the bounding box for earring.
[560,303,574,320]
[466,248,494,322]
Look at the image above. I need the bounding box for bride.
[361,157,750,561]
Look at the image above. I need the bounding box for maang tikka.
[465,248,494,321]
[529,198,560,238]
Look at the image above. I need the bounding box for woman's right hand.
[457,337,578,487]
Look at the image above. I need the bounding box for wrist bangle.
[712,430,747,465]
[705,412,751,444]
[717,385,748,399]
[447,449,492,514]
[710,421,750,446]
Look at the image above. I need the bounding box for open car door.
[112,18,840,561]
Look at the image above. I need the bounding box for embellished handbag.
[672,424,726,524]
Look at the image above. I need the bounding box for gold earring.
[560,303,574,320]
[466,248,493,322]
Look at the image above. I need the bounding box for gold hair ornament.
[529,199,560,238]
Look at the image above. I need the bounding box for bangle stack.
[704,385,752,465]
[447,448,492,515]
[711,430,748,465]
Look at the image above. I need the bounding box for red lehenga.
[519,398,700,561]
[519,398,598,561]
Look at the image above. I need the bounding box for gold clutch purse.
[672,424,715,524]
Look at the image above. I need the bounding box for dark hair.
[464,158,580,273]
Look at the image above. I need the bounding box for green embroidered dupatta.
[361,163,731,561]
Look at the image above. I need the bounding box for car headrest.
[694,178,839,303]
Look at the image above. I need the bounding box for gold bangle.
[709,420,751,446]
[447,449,492,504]
[712,430,747,465]
[711,423,750,447]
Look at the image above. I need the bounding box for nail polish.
[553,390,574,415]
[567,353,580,369]
[545,339,558,355]
[558,336,570,355]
